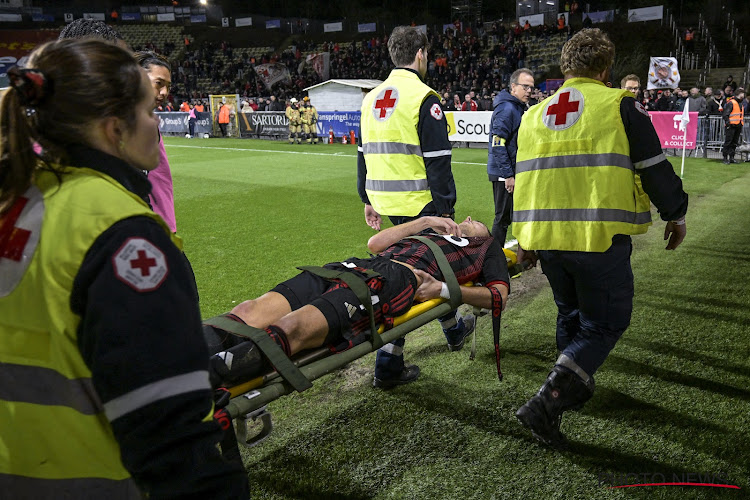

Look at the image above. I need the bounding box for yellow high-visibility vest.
[514,78,652,252]
[0,167,177,498]
[361,69,440,217]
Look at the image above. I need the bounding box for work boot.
[445,314,476,351]
[723,157,730,164]
[373,364,420,389]
[515,365,594,448]
[729,156,738,164]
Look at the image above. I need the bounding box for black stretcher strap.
[297,265,385,349]
[204,315,312,392]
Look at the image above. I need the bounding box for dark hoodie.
[487,89,526,180]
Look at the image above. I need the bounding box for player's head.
[388,26,428,77]
[134,51,171,108]
[459,216,491,238]
[560,28,614,80]
[1,39,157,212]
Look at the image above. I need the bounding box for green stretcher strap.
[408,236,463,309]
[204,315,312,392]
[297,265,384,349]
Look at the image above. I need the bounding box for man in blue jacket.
[487,68,535,244]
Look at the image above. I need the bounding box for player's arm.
[419,94,456,217]
[367,215,461,253]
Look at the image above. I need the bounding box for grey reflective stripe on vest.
[422,149,452,158]
[362,142,423,156]
[515,153,633,173]
[633,153,666,170]
[0,473,143,499]
[365,179,430,192]
[0,363,102,415]
[103,370,211,421]
[514,208,651,225]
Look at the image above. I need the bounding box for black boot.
[515,365,594,448]
[208,339,269,388]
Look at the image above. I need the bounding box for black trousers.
[492,180,513,244]
[722,124,742,158]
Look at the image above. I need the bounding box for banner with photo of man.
[647,57,680,89]
[254,63,291,89]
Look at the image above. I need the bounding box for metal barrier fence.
[668,116,750,160]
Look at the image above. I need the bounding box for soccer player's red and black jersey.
[379,229,510,291]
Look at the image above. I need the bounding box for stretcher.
[207,242,523,448]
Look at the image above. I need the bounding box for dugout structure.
[209,94,241,138]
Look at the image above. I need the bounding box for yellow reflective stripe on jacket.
[0,473,142,499]
[361,69,438,217]
[514,78,652,252]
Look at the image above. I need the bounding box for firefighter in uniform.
[301,96,319,144]
[513,29,689,447]
[286,97,302,144]
[357,26,472,389]
[721,87,745,164]
[0,40,248,498]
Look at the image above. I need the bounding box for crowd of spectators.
[134,19,571,110]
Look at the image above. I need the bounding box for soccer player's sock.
[265,325,292,356]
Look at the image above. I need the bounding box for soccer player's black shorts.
[270,256,418,352]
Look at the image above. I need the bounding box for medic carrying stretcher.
[201,216,524,447]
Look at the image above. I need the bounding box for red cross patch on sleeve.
[112,237,169,292]
[430,103,444,120]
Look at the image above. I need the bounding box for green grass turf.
[166,137,750,499]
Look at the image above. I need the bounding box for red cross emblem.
[130,250,157,276]
[0,197,32,263]
[543,88,584,130]
[113,237,169,292]
[373,87,398,121]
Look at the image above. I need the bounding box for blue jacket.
[487,89,526,181]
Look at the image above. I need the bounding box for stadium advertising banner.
[0,30,59,86]
[122,13,142,21]
[266,19,281,29]
[316,111,361,139]
[157,13,176,22]
[235,17,252,27]
[445,111,491,142]
[0,14,22,22]
[628,5,664,22]
[190,15,206,23]
[519,14,544,27]
[238,111,289,137]
[324,22,343,33]
[83,13,105,21]
[649,111,698,149]
[156,112,212,135]
[358,22,376,33]
[31,14,55,22]
[584,10,614,23]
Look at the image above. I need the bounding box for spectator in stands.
[707,89,723,115]
[269,95,284,111]
[684,27,695,52]
[687,87,707,115]
[674,89,686,111]
[462,93,478,111]
[722,75,738,93]
[58,18,126,47]
[656,90,674,111]
[164,101,175,112]
[642,90,657,111]
[704,86,713,98]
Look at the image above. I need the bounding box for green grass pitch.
[165,137,750,499]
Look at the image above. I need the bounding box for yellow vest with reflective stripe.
[514,78,652,252]
[0,167,177,496]
[361,69,439,217]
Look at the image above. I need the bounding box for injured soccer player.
[203,216,510,388]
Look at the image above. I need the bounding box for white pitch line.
[164,143,486,165]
